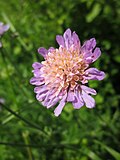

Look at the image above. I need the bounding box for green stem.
[0,48,32,100]
[2,12,29,51]
[22,131,33,160]
[2,103,48,136]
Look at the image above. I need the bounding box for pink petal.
[34,86,48,94]
[72,31,81,48]
[72,92,84,109]
[68,85,84,109]
[32,62,42,69]
[32,69,40,77]
[35,86,48,101]
[48,47,55,52]
[46,97,59,108]
[56,29,81,50]
[0,22,3,26]
[54,94,67,116]
[56,35,65,47]
[36,93,47,101]
[38,47,48,58]
[82,90,95,108]
[3,24,9,32]
[83,47,101,64]
[81,85,97,95]
[63,28,72,49]
[54,100,65,117]
[82,38,96,51]
[30,77,44,85]
[67,90,75,102]
[92,47,101,62]
[0,24,9,35]
[85,68,105,81]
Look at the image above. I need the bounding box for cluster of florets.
[30,29,105,116]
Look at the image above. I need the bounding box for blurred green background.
[0,0,120,159]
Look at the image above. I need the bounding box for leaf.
[95,140,120,160]
[86,3,101,22]
[84,149,102,160]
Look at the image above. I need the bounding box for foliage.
[0,0,120,159]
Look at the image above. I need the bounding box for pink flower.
[0,22,9,47]
[0,22,9,35]
[30,29,105,116]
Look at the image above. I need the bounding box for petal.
[72,31,81,48]
[34,86,48,94]
[48,47,55,52]
[0,24,9,35]
[3,24,9,32]
[32,62,42,69]
[72,87,84,109]
[30,77,44,85]
[41,87,60,107]
[42,89,53,106]
[41,98,50,107]
[54,93,67,116]
[82,38,96,51]
[56,35,65,47]
[0,22,3,26]
[83,47,101,64]
[82,90,95,108]
[67,90,75,102]
[82,38,97,64]
[85,57,93,64]
[35,86,48,101]
[54,101,65,117]
[38,47,48,58]
[36,92,47,101]
[72,95,84,109]
[85,68,105,81]
[46,97,59,108]
[91,47,101,62]
[81,85,97,95]
[32,62,43,77]
[63,28,72,49]
[63,28,71,40]
[56,29,81,50]
[32,69,40,77]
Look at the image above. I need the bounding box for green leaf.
[86,3,101,22]
[95,140,120,160]
[84,149,102,160]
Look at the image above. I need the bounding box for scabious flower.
[0,22,9,47]
[30,29,105,116]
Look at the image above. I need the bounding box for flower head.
[0,22,9,47]
[0,22,9,36]
[30,29,105,116]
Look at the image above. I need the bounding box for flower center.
[41,46,88,91]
